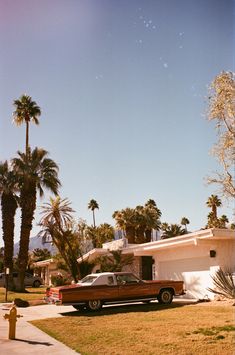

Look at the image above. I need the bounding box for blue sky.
[0,0,234,246]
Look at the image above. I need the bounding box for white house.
[133,228,235,299]
[78,228,235,300]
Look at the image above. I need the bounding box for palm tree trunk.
[93,210,96,227]
[17,184,36,292]
[1,193,17,290]
[26,121,29,158]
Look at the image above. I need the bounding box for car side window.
[117,274,140,285]
[107,276,114,285]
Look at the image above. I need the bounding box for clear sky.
[0,0,234,246]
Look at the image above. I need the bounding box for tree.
[96,250,134,272]
[13,94,41,158]
[112,208,136,243]
[0,247,4,273]
[143,200,162,242]
[181,217,190,232]
[31,248,52,262]
[113,200,162,244]
[161,224,186,239]
[88,199,99,227]
[207,72,235,198]
[39,196,80,282]
[12,148,60,291]
[219,215,229,229]
[206,195,222,220]
[86,223,114,248]
[0,161,18,290]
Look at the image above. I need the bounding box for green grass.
[31,303,235,355]
[0,286,47,303]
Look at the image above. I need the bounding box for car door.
[117,275,154,300]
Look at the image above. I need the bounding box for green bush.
[51,274,68,286]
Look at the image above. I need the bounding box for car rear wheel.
[33,280,41,288]
[157,289,173,304]
[87,299,102,311]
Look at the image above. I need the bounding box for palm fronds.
[208,268,235,299]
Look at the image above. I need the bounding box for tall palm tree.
[13,94,41,158]
[88,199,99,227]
[181,217,190,232]
[206,194,222,219]
[144,200,162,242]
[0,161,18,290]
[12,147,60,291]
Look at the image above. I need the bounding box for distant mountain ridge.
[14,235,57,256]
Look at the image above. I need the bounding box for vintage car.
[46,272,185,311]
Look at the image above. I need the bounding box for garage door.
[158,257,213,299]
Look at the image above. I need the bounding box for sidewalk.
[0,303,79,354]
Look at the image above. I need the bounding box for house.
[134,228,235,299]
[33,258,66,285]
[78,228,235,299]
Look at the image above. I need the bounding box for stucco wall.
[152,239,235,299]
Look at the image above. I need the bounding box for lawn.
[31,302,235,355]
[0,286,47,304]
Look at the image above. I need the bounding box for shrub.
[208,268,235,299]
[51,274,68,286]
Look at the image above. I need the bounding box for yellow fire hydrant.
[4,305,23,339]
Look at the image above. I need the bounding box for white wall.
[152,239,235,299]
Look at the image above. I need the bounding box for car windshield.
[79,275,98,284]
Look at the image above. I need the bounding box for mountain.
[14,235,57,256]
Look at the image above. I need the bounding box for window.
[116,274,140,285]
[107,276,114,285]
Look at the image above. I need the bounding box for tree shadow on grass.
[60,301,186,318]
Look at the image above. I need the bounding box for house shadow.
[60,301,186,318]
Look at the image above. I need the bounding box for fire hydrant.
[4,305,23,339]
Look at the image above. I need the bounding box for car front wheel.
[87,299,102,311]
[157,289,173,304]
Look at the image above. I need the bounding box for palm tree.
[40,196,74,233]
[0,161,18,290]
[181,217,190,232]
[13,94,41,158]
[12,148,60,291]
[112,208,136,243]
[88,199,99,227]
[206,194,222,219]
[161,224,186,239]
[96,250,134,272]
[39,196,80,282]
[144,200,162,242]
[219,215,229,228]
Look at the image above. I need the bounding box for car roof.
[88,272,135,277]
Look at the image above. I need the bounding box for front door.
[142,256,153,280]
